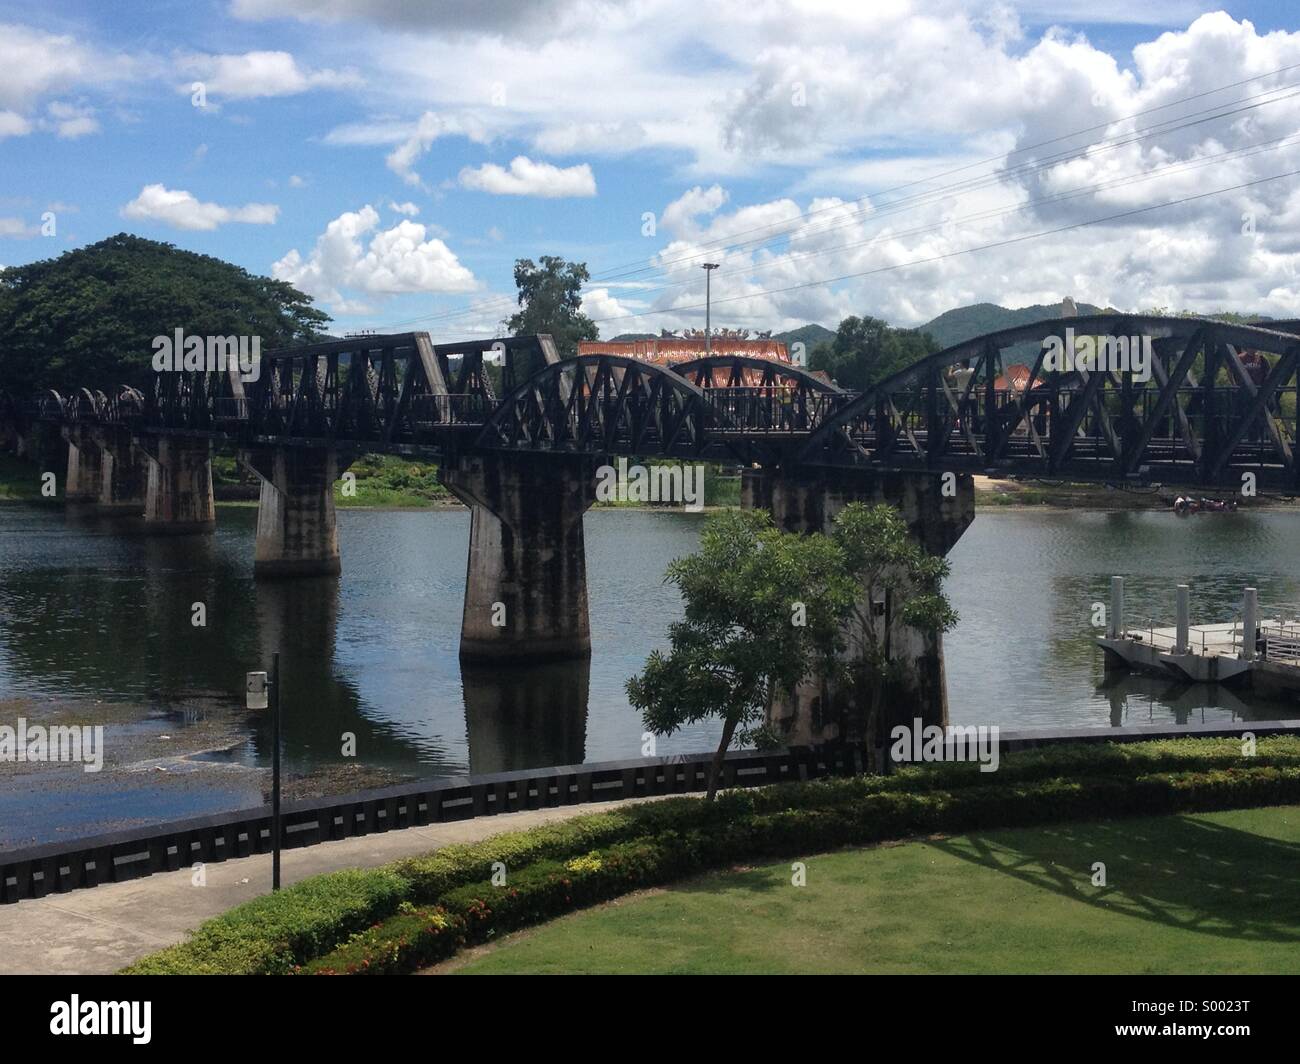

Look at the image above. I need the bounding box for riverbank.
[0,694,417,850]
[0,453,50,502]
[974,473,1299,510]
[115,736,1300,975]
[8,449,1289,512]
[0,795,662,975]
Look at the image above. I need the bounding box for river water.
[1,502,1297,846]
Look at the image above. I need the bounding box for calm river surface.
[1,502,1297,845]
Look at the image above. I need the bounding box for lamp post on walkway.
[245,654,282,891]
[701,263,719,354]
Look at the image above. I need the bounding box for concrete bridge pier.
[90,426,148,514]
[742,466,975,748]
[441,452,597,663]
[240,446,346,578]
[62,426,103,504]
[138,436,217,534]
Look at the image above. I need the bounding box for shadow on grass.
[927,812,1300,944]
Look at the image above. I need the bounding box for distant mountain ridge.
[605,305,1278,357]
[917,301,1111,350]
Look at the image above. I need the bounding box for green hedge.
[122,738,1300,975]
[300,763,1300,975]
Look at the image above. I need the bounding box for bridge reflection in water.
[0,505,723,783]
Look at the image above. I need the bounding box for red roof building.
[578,337,793,388]
[578,337,790,363]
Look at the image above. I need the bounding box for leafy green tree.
[0,234,329,395]
[830,503,957,755]
[627,509,856,799]
[809,315,938,390]
[628,502,957,796]
[505,256,599,367]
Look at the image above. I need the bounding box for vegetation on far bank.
[0,452,46,501]
[119,736,1300,975]
[0,234,328,396]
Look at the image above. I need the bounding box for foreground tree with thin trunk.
[627,504,957,798]
[831,503,958,766]
[626,509,855,800]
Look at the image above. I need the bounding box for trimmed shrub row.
[122,738,1300,975]
[299,761,1300,976]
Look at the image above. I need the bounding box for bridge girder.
[796,314,1300,491]
[22,315,1300,490]
[477,353,719,458]
[669,353,842,394]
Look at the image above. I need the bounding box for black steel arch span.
[669,354,843,393]
[476,352,853,462]
[476,353,720,458]
[795,314,1300,490]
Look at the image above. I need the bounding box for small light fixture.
[246,671,268,710]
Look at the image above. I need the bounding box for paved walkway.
[0,798,669,975]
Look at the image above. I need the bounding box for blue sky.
[2,1,1299,338]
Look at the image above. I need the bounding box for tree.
[504,256,599,364]
[809,315,938,390]
[627,503,958,796]
[627,509,856,799]
[0,234,330,395]
[830,503,957,757]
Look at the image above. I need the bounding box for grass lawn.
[449,805,1300,975]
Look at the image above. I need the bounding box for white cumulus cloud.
[272,205,478,311]
[121,184,279,231]
[179,50,361,100]
[457,155,596,197]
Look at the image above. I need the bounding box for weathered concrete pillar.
[441,452,597,662]
[62,427,102,503]
[138,436,216,534]
[91,426,148,513]
[240,446,344,578]
[742,466,975,746]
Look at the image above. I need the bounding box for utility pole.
[701,263,719,353]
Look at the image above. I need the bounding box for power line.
[583,80,1300,286]
[375,80,1300,331]
[561,131,1300,307]
[365,68,1300,334]
[579,168,1300,327]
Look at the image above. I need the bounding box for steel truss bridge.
[14,314,1300,490]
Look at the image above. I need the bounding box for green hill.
[918,301,1111,350]
[774,323,835,349]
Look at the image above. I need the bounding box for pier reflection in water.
[1,504,1299,797]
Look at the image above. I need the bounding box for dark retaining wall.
[3,719,1297,905]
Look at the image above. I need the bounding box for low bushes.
[301,763,1300,975]
[124,867,411,975]
[122,737,1300,975]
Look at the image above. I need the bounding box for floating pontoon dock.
[1097,578,1300,698]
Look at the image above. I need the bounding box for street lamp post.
[701,263,719,353]
[245,655,283,891]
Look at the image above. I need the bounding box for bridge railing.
[212,397,250,423]
[409,393,490,426]
[703,386,857,433]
